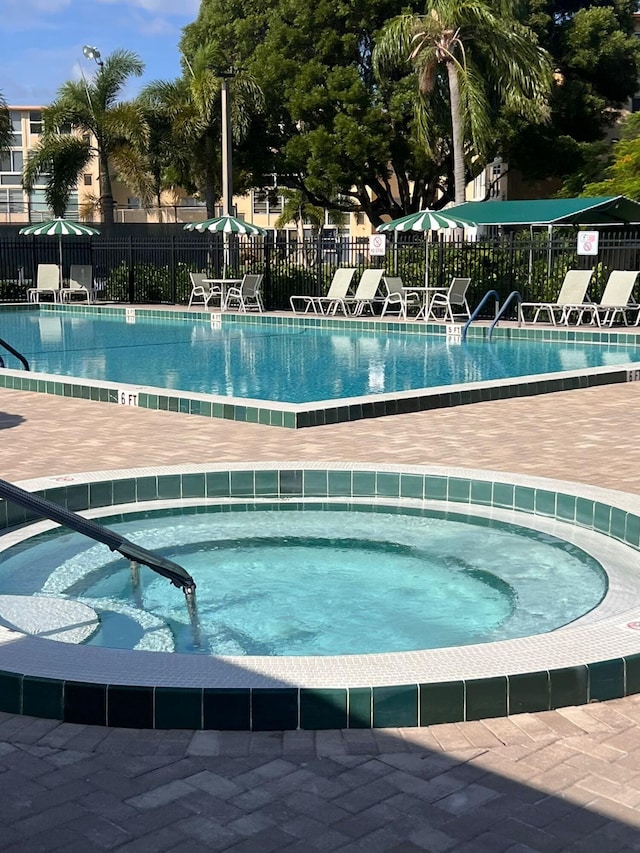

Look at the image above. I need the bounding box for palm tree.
[0,90,11,155]
[143,42,264,217]
[373,0,553,204]
[23,133,93,217]
[24,49,147,226]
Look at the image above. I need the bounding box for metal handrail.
[461,290,500,341]
[488,291,523,341]
[0,337,30,371]
[0,478,196,594]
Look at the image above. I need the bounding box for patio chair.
[428,277,472,323]
[289,268,356,314]
[331,269,385,316]
[380,277,422,320]
[572,270,640,327]
[60,265,93,303]
[188,273,221,309]
[223,273,264,312]
[518,269,593,325]
[27,264,61,303]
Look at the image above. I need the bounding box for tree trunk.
[204,136,218,218]
[99,151,115,228]
[446,60,466,205]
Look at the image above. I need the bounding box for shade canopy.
[377,208,474,232]
[446,196,640,227]
[19,218,100,237]
[184,214,267,236]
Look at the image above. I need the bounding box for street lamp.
[219,70,235,216]
[82,45,104,68]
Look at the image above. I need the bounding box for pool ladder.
[462,290,522,341]
[0,478,201,648]
[0,337,30,370]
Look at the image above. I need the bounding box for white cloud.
[94,0,198,15]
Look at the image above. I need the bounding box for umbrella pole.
[58,235,63,287]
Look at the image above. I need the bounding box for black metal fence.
[2,229,640,313]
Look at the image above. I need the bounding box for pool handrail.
[0,478,196,594]
[0,337,30,371]
[462,290,500,341]
[488,291,523,341]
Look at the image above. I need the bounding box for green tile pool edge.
[1,464,639,730]
[0,304,636,429]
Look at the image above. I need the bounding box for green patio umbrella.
[184,214,267,236]
[377,208,475,285]
[19,218,100,285]
[184,214,267,277]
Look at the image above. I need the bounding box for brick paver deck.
[2,381,640,851]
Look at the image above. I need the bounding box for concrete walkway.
[2,383,640,851]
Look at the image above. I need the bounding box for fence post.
[128,236,135,303]
[170,234,177,304]
[264,238,271,310]
[315,233,323,296]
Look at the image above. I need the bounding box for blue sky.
[1,0,199,105]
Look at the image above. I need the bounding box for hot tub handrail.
[0,478,196,593]
[0,337,30,371]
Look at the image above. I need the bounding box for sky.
[0,0,199,106]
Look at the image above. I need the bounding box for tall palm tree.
[373,0,553,204]
[0,90,11,155]
[143,42,264,217]
[24,49,147,226]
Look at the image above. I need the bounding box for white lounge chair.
[223,273,264,312]
[518,269,593,325]
[331,269,385,316]
[61,265,93,302]
[571,270,640,327]
[188,273,221,309]
[289,268,356,314]
[380,276,422,319]
[427,277,472,323]
[27,264,61,303]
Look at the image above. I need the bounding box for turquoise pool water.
[0,507,607,655]
[1,310,639,403]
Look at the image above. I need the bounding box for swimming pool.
[0,506,607,655]
[2,462,640,730]
[2,304,640,427]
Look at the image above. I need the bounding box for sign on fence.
[369,234,386,256]
[577,231,599,256]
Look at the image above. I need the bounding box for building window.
[632,96,640,113]
[84,174,93,186]
[0,189,24,213]
[0,150,23,175]
[127,197,141,208]
[9,111,22,146]
[252,189,283,215]
[29,111,43,135]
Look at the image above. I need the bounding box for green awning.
[447,196,640,227]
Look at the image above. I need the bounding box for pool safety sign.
[369,234,386,256]
[577,231,599,256]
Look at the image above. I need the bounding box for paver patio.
[1,380,640,851]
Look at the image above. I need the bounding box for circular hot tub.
[1,462,640,731]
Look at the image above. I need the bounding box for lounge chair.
[331,269,385,316]
[289,268,356,315]
[188,273,221,309]
[570,270,640,327]
[223,273,264,312]
[380,277,422,319]
[27,264,61,303]
[60,265,93,302]
[427,277,472,323]
[518,269,593,325]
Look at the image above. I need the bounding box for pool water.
[2,310,639,403]
[0,507,607,655]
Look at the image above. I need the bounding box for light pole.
[82,45,104,69]
[219,70,235,217]
[80,45,111,225]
